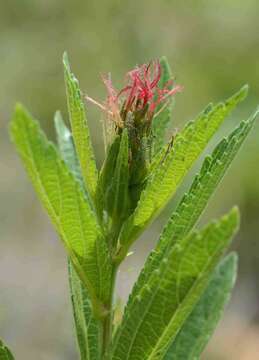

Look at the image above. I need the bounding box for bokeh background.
[1,1,259,359]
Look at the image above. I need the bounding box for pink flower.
[86,60,182,127]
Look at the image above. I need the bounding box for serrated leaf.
[159,111,257,251]
[10,104,111,310]
[130,110,258,298]
[117,86,248,258]
[63,52,98,198]
[0,340,14,360]
[152,56,175,153]
[55,114,101,359]
[164,253,237,360]
[112,208,239,360]
[68,260,102,360]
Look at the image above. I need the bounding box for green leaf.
[96,135,121,221]
[54,110,82,183]
[96,130,130,240]
[152,56,175,153]
[0,340,14,360]
[68,260,102,360]
[130,110,258,298]
[116,86,248,259]
[164,253,237,360]
[112,208,239,360]
[106,129,129,222]
[10,104,111,312]
[55,113,102,359]
[63,52,98,199]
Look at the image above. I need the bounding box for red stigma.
[86,60,182,126]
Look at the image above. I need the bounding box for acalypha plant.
[2,53,258,359]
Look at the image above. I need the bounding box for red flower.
[86,60,182,127]
[119,62,161,113]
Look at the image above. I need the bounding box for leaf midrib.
[116,225,222,360]
[147,241,225,360]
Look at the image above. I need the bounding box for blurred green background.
[1,1,259,359]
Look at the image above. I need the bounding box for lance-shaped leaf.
[10,104,111,312]
[63,52,98,198]
[129,110,258,298]
[96,135,121,221]
[152,56,175,153]
[68,261,102,360]
[164,253,237,360]
[112,208,239,360]
[116,86,248,259]
[0,340,14,360]
[55,113,102,359]
[106,129,129,222]
[96,131,130,235]
[54,111,82,183]
[158,111,258,252]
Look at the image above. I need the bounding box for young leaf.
[130,110,258,298]
[117,86,248,259]
[106,129,129,223]
[54,111,82,183]
[151,56,174,153]
[68,261,102,360]
[164,253,237,359]
[55,113,102,359]
[112,208,239,360]
[95,135,121,221]
[10,104,111,312]
[63,52,98,199]
[96,130,130,243]
[0,340,14,360]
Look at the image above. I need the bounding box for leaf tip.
[253,107,259,120]
[237,84,249,101]
[63,51,71,71]
[54,110,63,130]
[223,251,238,268]
[13,102,26,117]
[229,206,240,230]
[54,111,71,141]
[10,103,26,132]
[159,55,168,64]
[54,110,62,123]
[221,252,238,287]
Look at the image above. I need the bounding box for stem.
[102,265,118,358]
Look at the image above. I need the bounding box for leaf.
[96,130,130,243]
[68,260,102,360]
[106,129,129,222]
[96,135,121,221]
[54,110,82,183]
[130,110,258,298]
[164,253,237,360]
[63,52,98,199]
[0,340,14,360]
[111,208,239,360]
[151,56,175,153]
[10,104,111,311]
[55,113,102,359]
[116,86,248,259]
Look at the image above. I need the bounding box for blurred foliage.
[0,0,259,359]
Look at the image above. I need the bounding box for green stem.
[102,265,118,358]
